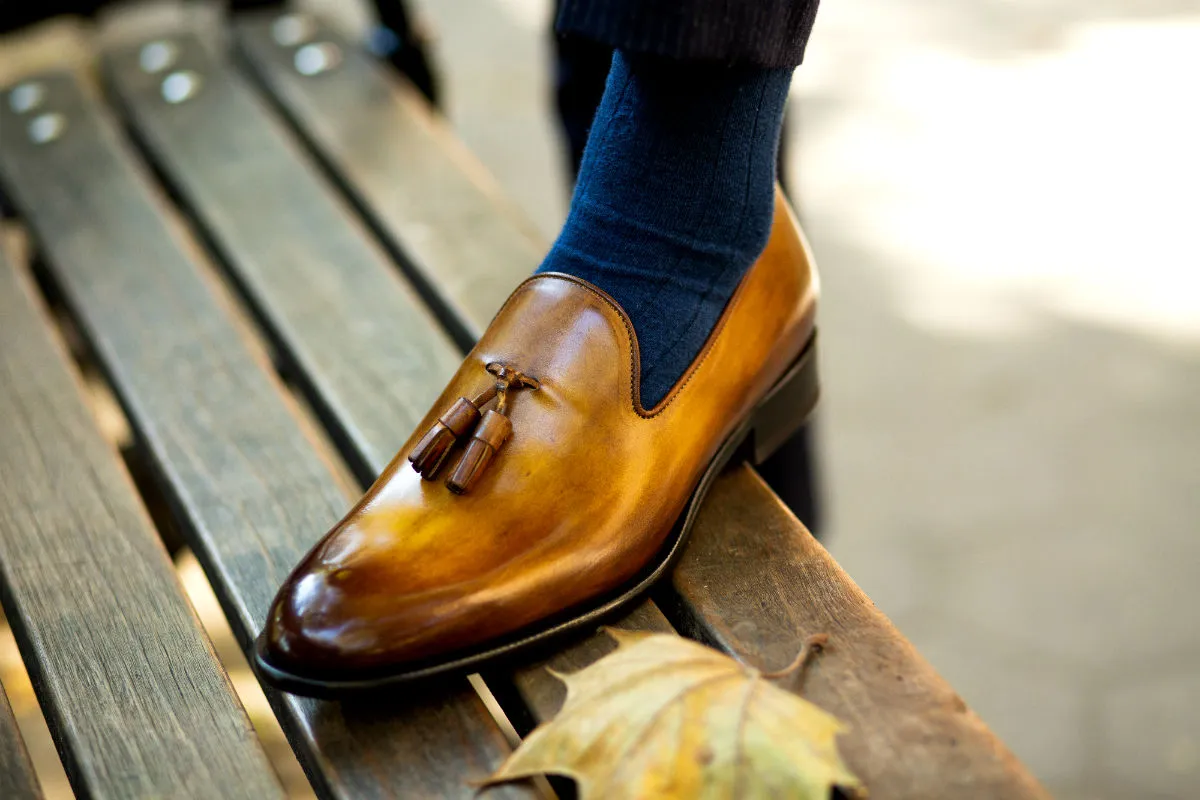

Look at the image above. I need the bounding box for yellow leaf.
[485,629,863,800]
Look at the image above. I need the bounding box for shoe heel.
[749,334,819,465]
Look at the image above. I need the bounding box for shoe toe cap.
[260,566,390,677]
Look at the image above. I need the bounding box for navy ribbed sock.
[537,51,793,407]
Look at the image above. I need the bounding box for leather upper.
[262,194,817,676]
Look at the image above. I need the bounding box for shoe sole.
[252,333,820,697]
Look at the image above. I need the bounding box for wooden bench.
[0,11,1049,799]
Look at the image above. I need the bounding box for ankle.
[538,51,793,406]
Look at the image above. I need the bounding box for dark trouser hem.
[555,0,821,68]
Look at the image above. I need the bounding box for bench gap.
[228,39,478,353]
[0,616,59,800]
[0,225,71,800]
[5,219,314,799]
[6,222,194,559]
[109,130,369,488]
[174,551,318,799]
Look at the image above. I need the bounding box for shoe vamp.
[303,386,698,664]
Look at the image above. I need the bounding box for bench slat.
[667,466,1047,799]
[233,13,543,347]
[103,35,462,483]
[0,680,43,800]
[0,240,284,798]
[0,73,531,800]
[232,19,1047,798]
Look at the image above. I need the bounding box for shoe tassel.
[446,408,512,494]
[408,386,496,478]
[408,362,538,492]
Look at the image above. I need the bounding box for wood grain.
[0,680,43,800]
[102,34,461,483]
[0,73,532,800]
[0,229,284,798]
[665,466,1049,799]
[233,13,544,347]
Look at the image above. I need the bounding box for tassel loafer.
[254,194,819,696]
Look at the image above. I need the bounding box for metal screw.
[28,113,66,144]
[139,40,178,74]
[9,82,45,113]
[294,42,341,76]
[161,70,202,104]
[272,13,315,47]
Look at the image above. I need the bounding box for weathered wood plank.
[233,12,544,347]
[0,680,43,800]
[102,34,461,482]
[0,232,284,798]
[0,73,531,800]
[664,466,1048,799]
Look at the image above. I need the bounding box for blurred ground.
[418,0,1200,797]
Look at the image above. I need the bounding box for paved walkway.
[415,0,1200,797]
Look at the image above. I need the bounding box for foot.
[255,196,817,694]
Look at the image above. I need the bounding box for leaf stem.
[761,633,829,687]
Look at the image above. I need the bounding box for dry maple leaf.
[484,629,863,799]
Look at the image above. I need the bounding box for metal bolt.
[139,40,178,74]
[28,113,66,144]
[161,70,202,104]
[272,13,315,47]
[9,82,45,113]
[294,42,341,76]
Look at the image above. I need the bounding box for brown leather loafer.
[254,194,819,695]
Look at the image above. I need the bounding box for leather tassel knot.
[409,362,539,493]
